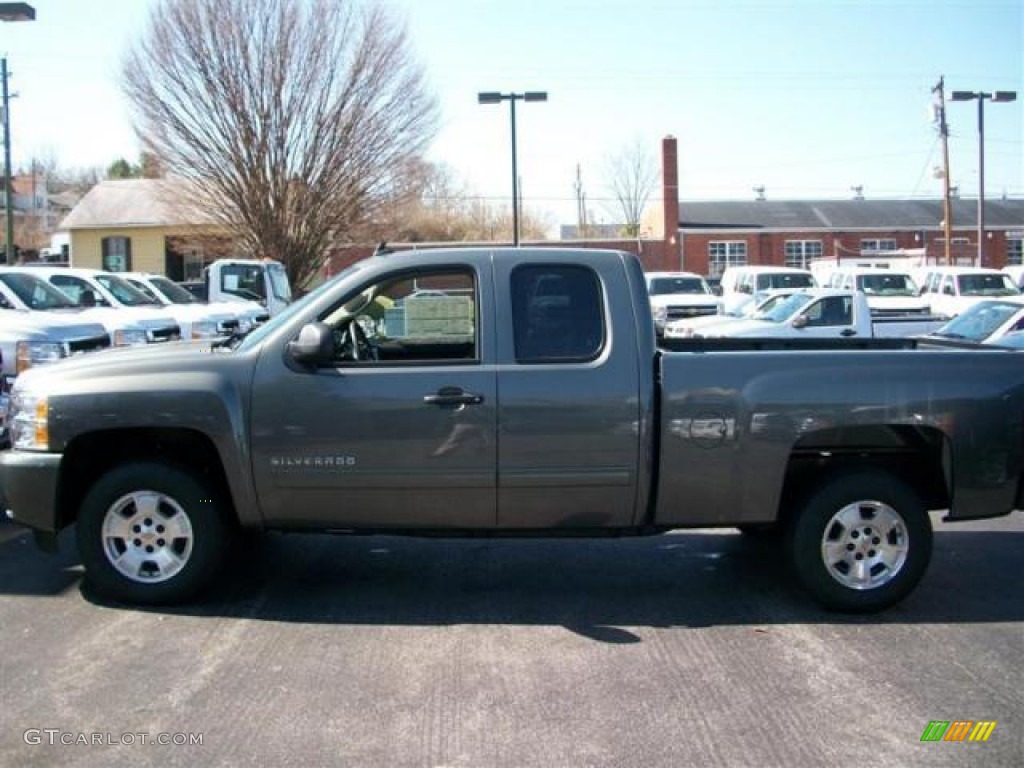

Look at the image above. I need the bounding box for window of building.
[860,239,897,252]
[708,241,748,277]
[1007,238,1023,266]
[511,264,604,363]
[184,248,205,281]
[784,240,823,269]
[101,236,132,272]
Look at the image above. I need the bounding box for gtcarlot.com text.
[23,730,203,747]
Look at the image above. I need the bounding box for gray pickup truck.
[3,247,1023,612]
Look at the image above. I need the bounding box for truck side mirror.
[792,315,808,329]
[80,289,97,308]
[287,322,333,367]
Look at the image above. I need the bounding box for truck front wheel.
[76,463,229,604]
[789,471,932,613]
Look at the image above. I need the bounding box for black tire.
[76,462,230,605]
[788,470,932,613]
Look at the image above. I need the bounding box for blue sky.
[3,0,1022,229]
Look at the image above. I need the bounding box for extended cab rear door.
[491,252,645,528]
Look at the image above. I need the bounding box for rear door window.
[511,265,604,363]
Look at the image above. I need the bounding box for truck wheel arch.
[787,469,933,612]
[57,428,238,533]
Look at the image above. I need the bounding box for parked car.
[695,289,945,339]
[719,266,816,314]
[820,268,931,316]
[0,268,152,347]
[917,266,1019,318]
[664,289,799,339]
[921,297,1024,345]
[123,272,264,336]
[183,258,292,317]
[644,271,721,335]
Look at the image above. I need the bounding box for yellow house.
[60,179,237,280]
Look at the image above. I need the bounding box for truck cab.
[204,259,292,317]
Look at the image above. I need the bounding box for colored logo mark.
[920,720,996,742]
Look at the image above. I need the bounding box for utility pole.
[2,57,13,263]
[932,77,953,265]
[574,163,587,238]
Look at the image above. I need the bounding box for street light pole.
[950,89,1017,267]
[477,91,547,246]
[0,2,36,264]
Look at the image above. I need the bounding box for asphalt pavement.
[1,511,1022,767]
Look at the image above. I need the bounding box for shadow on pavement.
[3,519,1022,636]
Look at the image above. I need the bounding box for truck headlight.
[15,341,66,374]
[113,328,149,347]
[190,321,219,339]
[10,392,50,451]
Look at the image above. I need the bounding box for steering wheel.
[347,320,377,361]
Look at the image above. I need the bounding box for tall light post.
[950,89,1017,266]
[1,2,36,264]
[477,91,547,246]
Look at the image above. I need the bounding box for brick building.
[656,136,1024,277]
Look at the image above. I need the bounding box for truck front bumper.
[0,451,63,547]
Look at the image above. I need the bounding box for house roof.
[60,178,221,230]
[679,198,1024,231]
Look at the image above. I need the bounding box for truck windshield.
[956,273,1020,297]
[0,272,77,310]
[931,300,1024,342]
[857,274,916,296]
[755,273,814,291]
[268,263,292,302]
[759,292,816,323]
[648,277,709,295]
[149,275,199,304]
[95,274,162,307]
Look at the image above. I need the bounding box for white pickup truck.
[0,268,154,348]
[644,271,721,336]
[693,289,947,339]
[663,289,798,339]
[922,296,1024,346]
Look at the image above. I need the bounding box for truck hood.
[649,294,719,309]
[0,310,109,340]
[13,339,238,396]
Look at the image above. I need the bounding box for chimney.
[662,136,680,270]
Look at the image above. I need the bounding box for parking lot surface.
[1,511,1022,767]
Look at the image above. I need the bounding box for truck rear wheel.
[789,471,932,613]
[76,462,229,604]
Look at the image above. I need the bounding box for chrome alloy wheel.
[820,500,909,591]
[100,491,195,583]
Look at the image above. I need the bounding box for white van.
[719,266,816,313]
[824,268,931,316]
[917,266,1019,318]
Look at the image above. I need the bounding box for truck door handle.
[423,387,484,406]
[840,328,857,337]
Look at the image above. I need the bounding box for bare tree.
[122,0,438,288]
[370,159,550,243]
[604,138,658,238]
